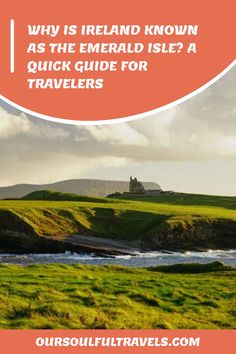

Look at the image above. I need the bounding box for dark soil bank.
[0,210,236,255]
[142,218,236,252]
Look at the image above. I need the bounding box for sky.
[0,65,235,195]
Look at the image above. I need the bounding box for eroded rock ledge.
[0,210,235,255]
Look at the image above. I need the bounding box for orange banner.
[0,330,235,354]
[0,0,235,122]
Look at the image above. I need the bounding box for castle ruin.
[127,176,162,196]
[129,176,145,193]
[107,176,163,198]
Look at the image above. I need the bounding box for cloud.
[78,124,149,146]
[0,106,32,139]
[0,151,130,186]
[0,106,69,140]
[0,64,235,188]
[72,65,236,162]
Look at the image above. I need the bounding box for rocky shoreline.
[1,219,236,256]
[0,231,139,256]
[0,205,236,256]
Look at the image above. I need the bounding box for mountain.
[0,179,161,199]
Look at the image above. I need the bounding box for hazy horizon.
[0,177,235,197]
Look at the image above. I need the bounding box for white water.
[0,250,235,267]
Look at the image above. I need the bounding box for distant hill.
[0,179,161,199]
[21,190,115,203]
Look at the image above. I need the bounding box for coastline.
[1,231,236,256]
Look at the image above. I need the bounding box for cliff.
[0,190,236,254]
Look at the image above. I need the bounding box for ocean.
[0,249,235,267]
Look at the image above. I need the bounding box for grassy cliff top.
[21,190,116,203]
[114,192,236,209]
[0,190,236,239]
[2,190,236,217]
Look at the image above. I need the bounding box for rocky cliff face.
[141,218,236,251]
[0,209,136,255]
[0,210,63,253]
[0,210,235,254]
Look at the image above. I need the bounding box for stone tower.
[129,176,145,193]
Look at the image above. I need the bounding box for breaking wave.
[0,249,235,267]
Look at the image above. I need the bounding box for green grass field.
[0,262,235,329]
[0,191,236,240]
[0,192,235,329]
